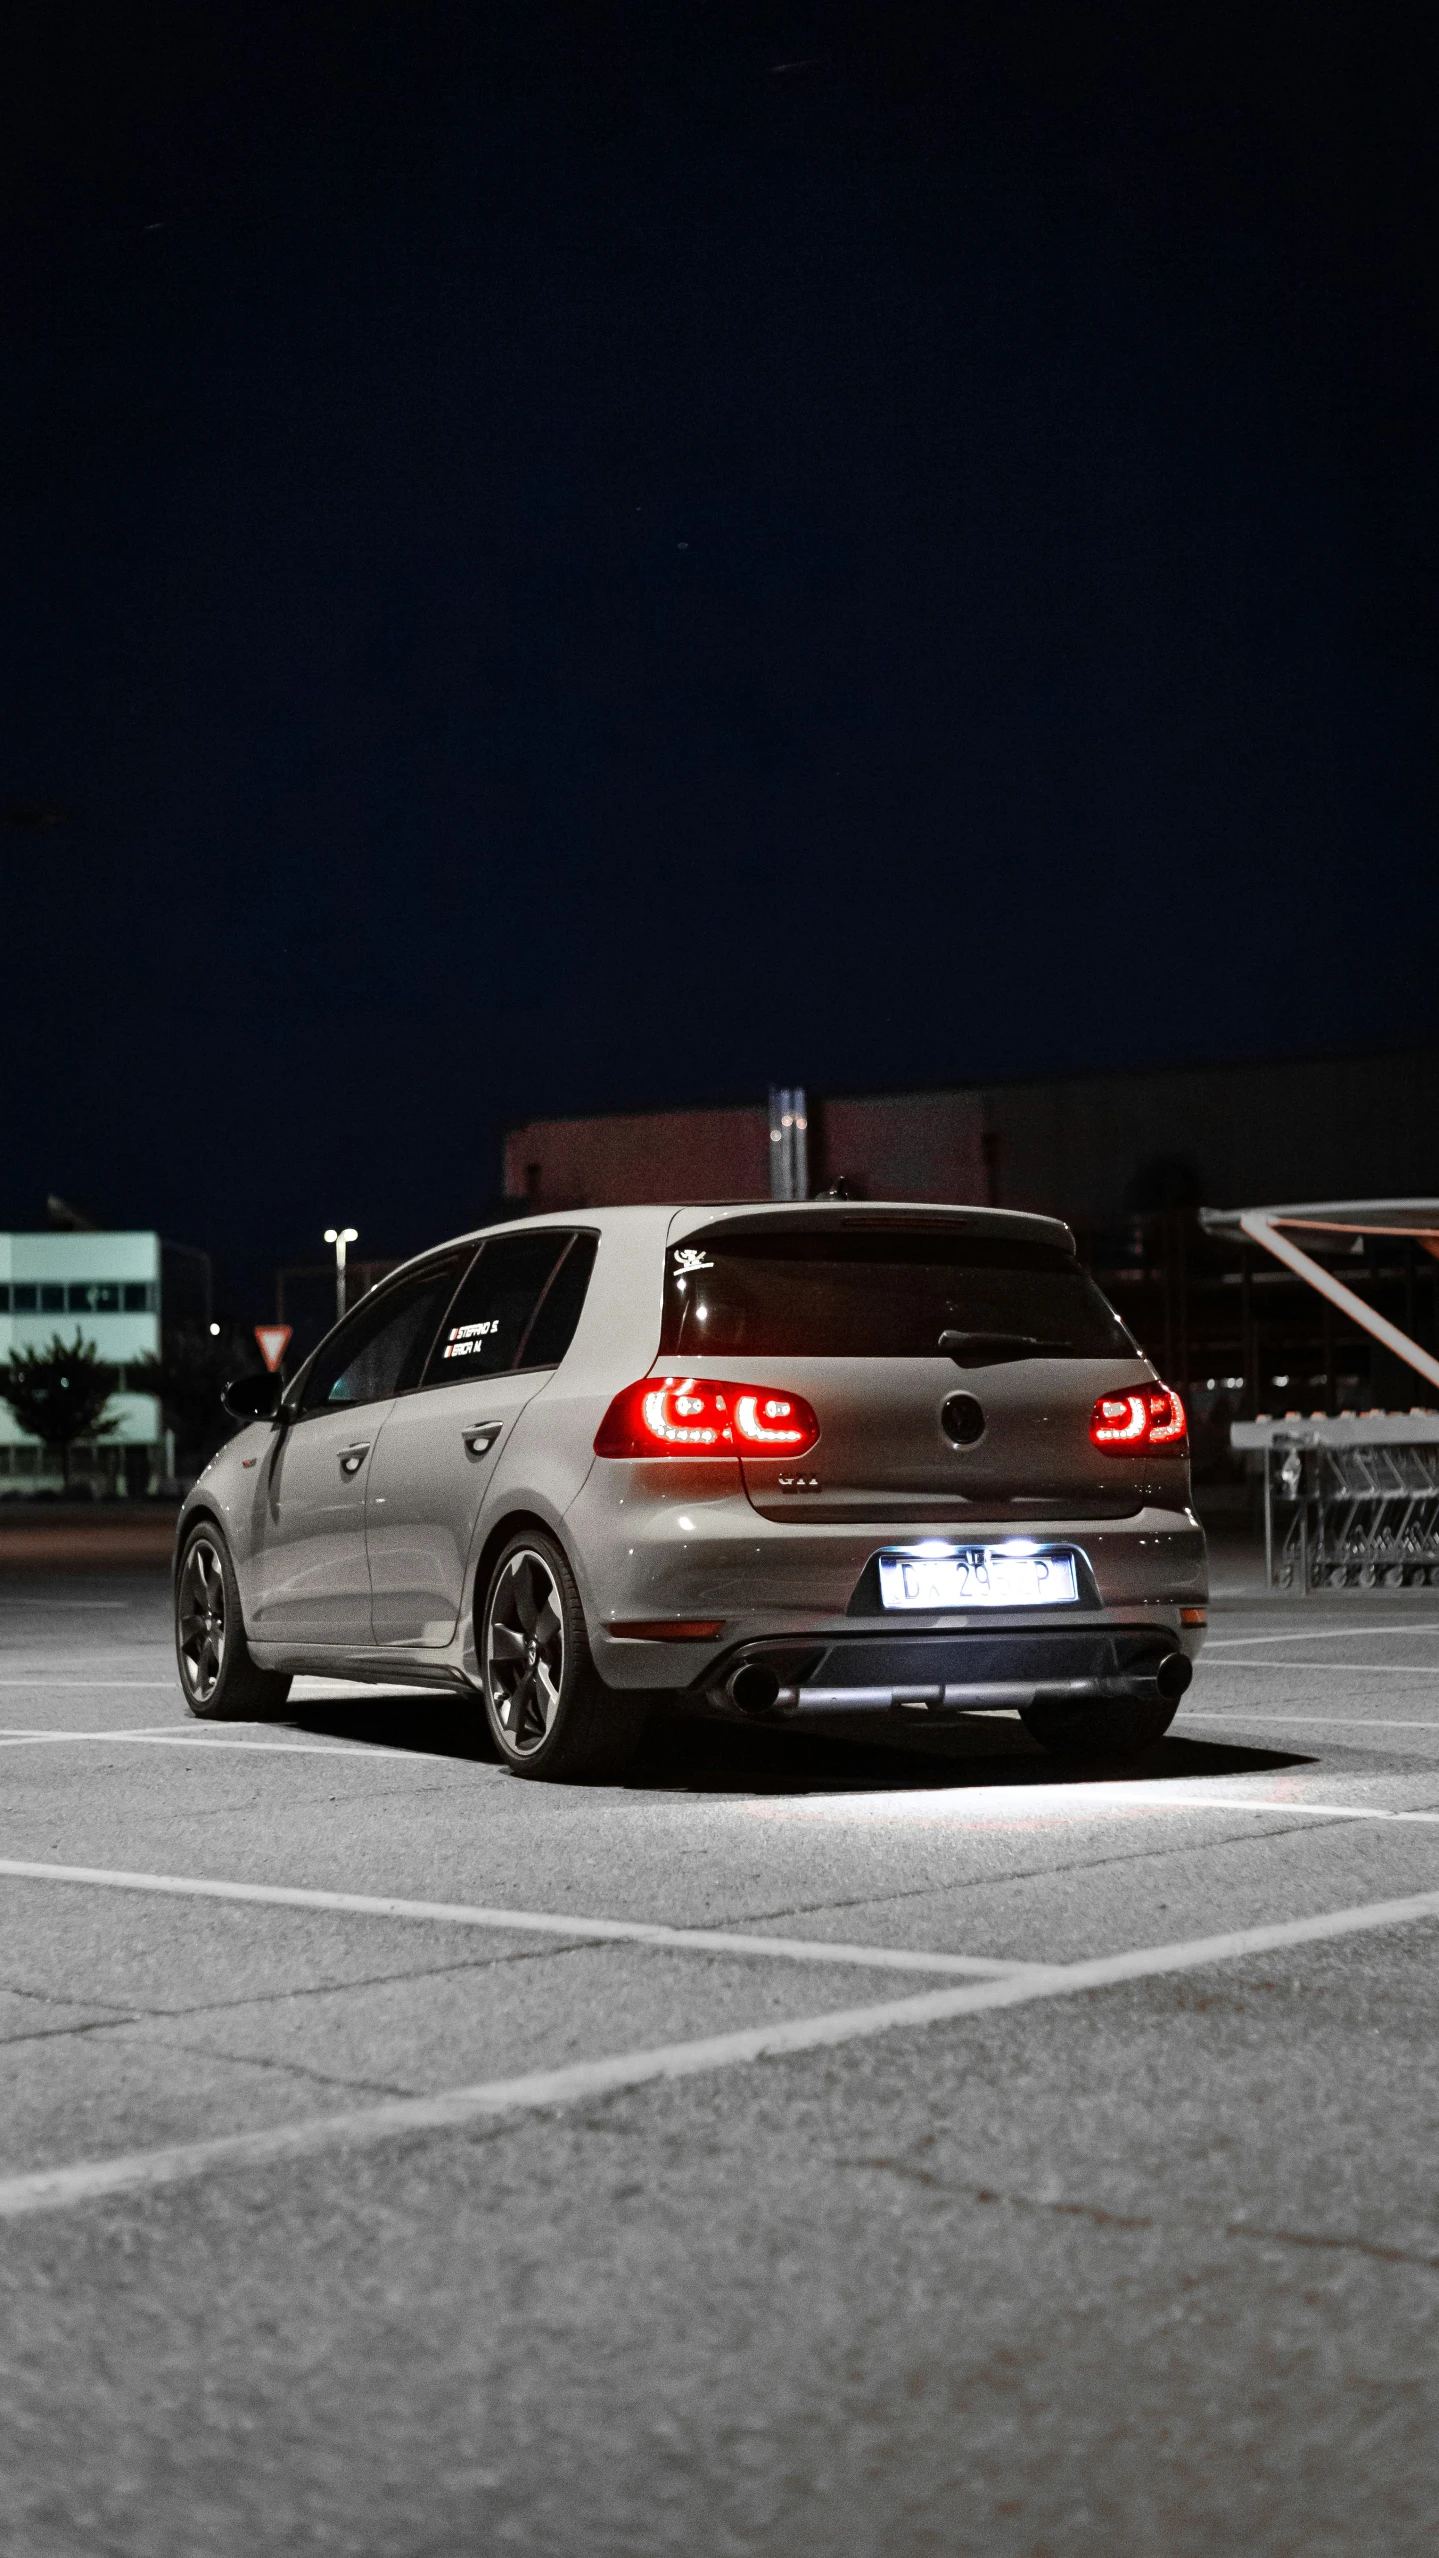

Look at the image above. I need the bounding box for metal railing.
[1232,1416,1439,1590]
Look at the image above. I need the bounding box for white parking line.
[0,1858,1043,1979]
[1206,1622,1439,1648]
[4,1886,1437,2222]
[0,1729,440,1761]
[0,1678,433,1692]
[1212,1661,1439,1676]
[1183,1712,1439,1729]
[739,1784,1439,1825]
[4,1728,1439,1817]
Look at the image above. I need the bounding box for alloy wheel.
[178,1537,227,1704]
[485,1548,565,1755]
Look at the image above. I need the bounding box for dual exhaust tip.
[725,1650,1193,1721]
[1150,1650,1195,1705]
[728,1662,788,1717]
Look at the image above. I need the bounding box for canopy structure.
[1198,1199,1439,1399]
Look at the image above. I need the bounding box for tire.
[479,1530,647,1781]
[1020,1695,1178,1761]
[175,1523,293,1722]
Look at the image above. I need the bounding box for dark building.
[504,1050,1439,1230]
[504,1052,1439,1446]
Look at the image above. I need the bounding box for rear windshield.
[661,1228,1134,1359]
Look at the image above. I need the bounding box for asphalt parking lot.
[2,1543,1437,2556]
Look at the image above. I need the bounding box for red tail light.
[594,1377,820,1459]
[1089,1385,1188,1454]
[732,1390,817,1449]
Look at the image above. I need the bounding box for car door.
[249,1256,469,1645]
[366,1231,597,1647]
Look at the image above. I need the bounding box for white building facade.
[0,1231,165,1492]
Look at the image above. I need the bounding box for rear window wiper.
[938,1329,1073,1365]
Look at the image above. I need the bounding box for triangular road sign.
[254,1324,293,1373]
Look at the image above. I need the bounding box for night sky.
[4,4,1435,1314]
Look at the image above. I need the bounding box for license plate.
[877,1547,1079,1610]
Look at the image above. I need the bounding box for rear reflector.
[608,1620,724,1641]
[1089,1385,1188,1454]
[595,1377,820,1459]
[1180,1606,1207,1626]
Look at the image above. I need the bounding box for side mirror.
[222,1372,283,1423]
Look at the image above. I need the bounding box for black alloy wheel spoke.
[512,1562,540,1635]
[179,1541,225,1702]
[487,1550,565,1755]
[532,1654,560,1730]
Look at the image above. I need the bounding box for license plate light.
[877,1546,1079,1610]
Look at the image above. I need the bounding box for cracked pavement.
[1,1552,1437,2554]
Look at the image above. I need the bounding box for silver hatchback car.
[176,1202,1207,1779]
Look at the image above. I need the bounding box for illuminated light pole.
[768,1087,809,1201]
[323,1227,359,1322]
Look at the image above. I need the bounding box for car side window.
[420,1232,571,1386]
[520,1232,598,1370]
[299,1257,470,1412]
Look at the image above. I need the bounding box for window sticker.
[672,1248,714,1274]
[441,1319,500,1361]
[418,1233,570,1388]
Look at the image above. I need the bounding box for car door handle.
[462,1424,502,1459]
[338,1442,371,1475]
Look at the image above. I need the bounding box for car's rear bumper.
[697,1622,1195,1723]
[564,1471,1207,1693]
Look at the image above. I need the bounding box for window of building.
[68,1282,122,1313]
[1,1280,155,1316]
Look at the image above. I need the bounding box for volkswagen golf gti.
[175,1202,1207,1779]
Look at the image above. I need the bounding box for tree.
[129,1322,259,1468]
[0,1331,119,1487]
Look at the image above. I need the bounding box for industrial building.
[504,1049,1439,1230]
[504,1051,1439,1451]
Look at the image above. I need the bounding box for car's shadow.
[281,1693,1313,1794]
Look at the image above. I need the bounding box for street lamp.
[323,1227,359,1322]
